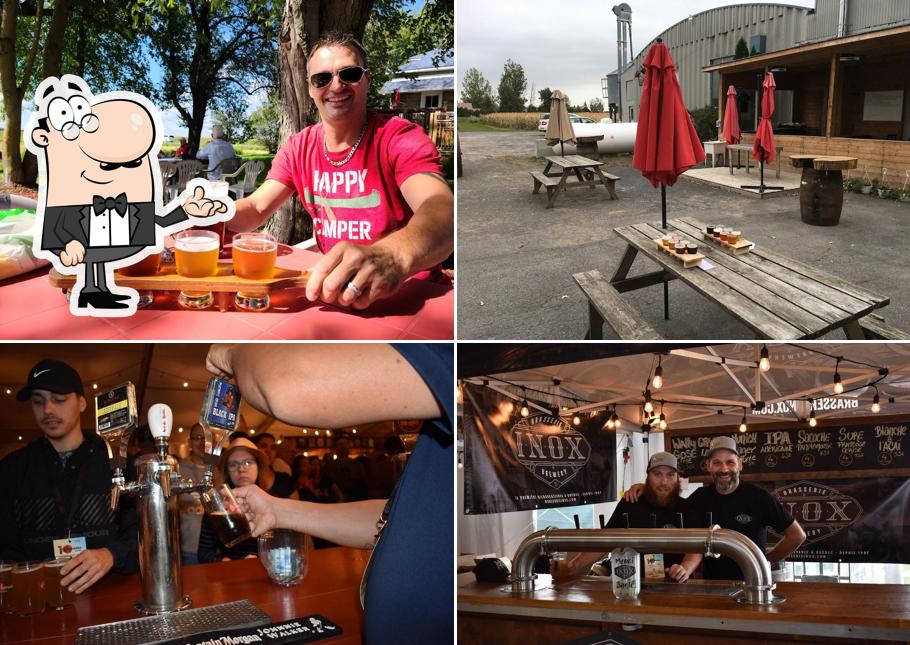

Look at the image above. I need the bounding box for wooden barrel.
[800,168,844,226]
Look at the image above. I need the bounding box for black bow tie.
[93,193,128,216]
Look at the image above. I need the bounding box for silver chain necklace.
[323,120,368,167]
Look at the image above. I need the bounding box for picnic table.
[530,155,619,208]
[728,142,783,178]
[573,216,892,340]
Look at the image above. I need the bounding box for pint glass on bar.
[0,561,11,613]
[174,229,220,309]
[9,561,44,615]
[44,557,76,610]
[232,232,277,311]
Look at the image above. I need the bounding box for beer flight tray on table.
[48,263,310,298]
[701,228,754,255]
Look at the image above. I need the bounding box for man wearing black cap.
[626,436,805,581]
[0,359,137,594]
[554,451,701,583]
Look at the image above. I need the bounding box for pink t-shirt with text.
[266,113,442,254]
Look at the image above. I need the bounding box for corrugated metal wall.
[808,0,910,41]
[620,4,810,117]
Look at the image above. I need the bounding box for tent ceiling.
[462,343,910,431]
[0,344,396,449]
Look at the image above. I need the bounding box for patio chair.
[158,161,178,200]
[167,160,205,201]
[206,156,242,180]
[221,159,265,199]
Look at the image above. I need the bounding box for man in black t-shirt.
[687,436,805,580]
[554,452,700,583]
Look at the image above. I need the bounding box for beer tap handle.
[573,514,580,530]
[599,514,606,529]
[110,482,121,511]
[148,404,173,498]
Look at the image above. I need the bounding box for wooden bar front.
[0,546,369,644]
[458,573,910,644]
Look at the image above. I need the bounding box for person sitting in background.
[174,137,190,159]
[327,435,367,502]
[252,433,297,495]
[196,125,237,180]
[177,424,208,565]
[272,441,296,477]
[197,436,297,562]
[294,454,333,503]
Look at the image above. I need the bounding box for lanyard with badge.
[50,450,92,558]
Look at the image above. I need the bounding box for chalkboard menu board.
[670,422,909,477]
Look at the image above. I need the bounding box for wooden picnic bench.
[531,154,619,208]
[573,270,663,340]
[572,216,896,340]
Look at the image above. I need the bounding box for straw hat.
[221,436,267,482]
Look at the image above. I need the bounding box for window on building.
[750,34,767,54]
[422,93,441,108]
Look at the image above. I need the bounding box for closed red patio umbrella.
[722,85,741,145]
[743,71,783,193]
[631,38,705,319]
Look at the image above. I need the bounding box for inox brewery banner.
[462,384,616,514]
[759,477,909,563]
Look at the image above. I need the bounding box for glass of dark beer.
[0,561,12,613]
[202,484,252,548]
[44,557,76,610]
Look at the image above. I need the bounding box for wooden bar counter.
[0,546,368,644]
[458,573,910,644]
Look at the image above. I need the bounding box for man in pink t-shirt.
[229,32,453,310]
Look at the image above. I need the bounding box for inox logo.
[772,480,862,545]
[513,430,589,462]
[511,415,591,489]
[783,500,854,522]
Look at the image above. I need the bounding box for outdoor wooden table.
[0,244,453,339]
[531,155,619,208]
[728,142,783,178]
[607,216,889,339]
[574,135,604,160]
[0,546,368,644]
[458,574,910,644]
[791,155,858,226]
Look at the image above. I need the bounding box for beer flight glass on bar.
[173,229,221,309]
[232,231,278,311]
[118,251,163,307]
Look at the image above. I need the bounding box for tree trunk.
[267,0,373,244]
[0,0,22,185]
[40,0,72,79]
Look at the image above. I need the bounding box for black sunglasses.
[309,66,368,89]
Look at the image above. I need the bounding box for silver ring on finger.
[345,280,362,296]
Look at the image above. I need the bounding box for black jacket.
[0,431,138,573]
[42,201,188,251]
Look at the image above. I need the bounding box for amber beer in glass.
[174,229,220,308]
[232,232,278,311]
[118,251,163,307]
[44,557,76,610]
[9,561,44,615]
[0,561,11,613]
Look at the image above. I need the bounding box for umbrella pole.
[661,183,669,320]
[560,141,565,156]
[741,147,784,192]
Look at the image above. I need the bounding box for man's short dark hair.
[252,432,276,446]
[307,31,369,71]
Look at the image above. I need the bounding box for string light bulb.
[573,413,581,426]
[606,411,616,430]
[659,412,667,431]
[520,399,530,418]
[643,390,654,414]
[652,356,663,390]
[808,409,817,427]
[759,345,770,372]
[832,359,844,394]
[871,391,881,414]
[739,412,748,433]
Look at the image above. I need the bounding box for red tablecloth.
[0,246,453,340]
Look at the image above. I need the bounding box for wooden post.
[825,53,837,139]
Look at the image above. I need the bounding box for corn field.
[477,113,614,130]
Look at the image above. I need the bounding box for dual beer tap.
[94,377,242,614]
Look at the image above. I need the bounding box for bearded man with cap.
[626,436,806,581]
[554,451,701,584]
[0,359,138,594]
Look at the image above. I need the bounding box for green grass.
[457,118,513,132]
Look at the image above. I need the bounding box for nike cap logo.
[33,369,52,378]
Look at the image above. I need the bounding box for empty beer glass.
[174,229,220,309]
[0,561,11,613]
[232,232,277,311]
[9,561,44,615]
[44,557,76,610]
[201,484,252,548]
[258,529,308,586]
